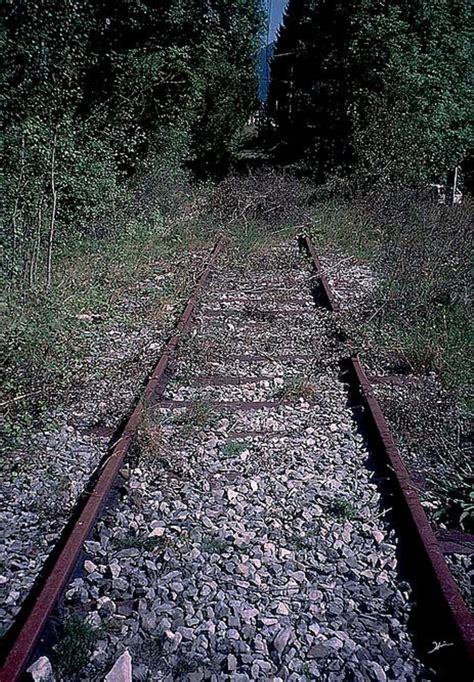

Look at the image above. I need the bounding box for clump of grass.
[431,461,474,533]
[136,408,162,462]
[53,615,98,678]
[276,376,317,400]
[174,401,213,429]
[111,534,170,552]
[327,497,356,520]
[221,441,248,458]
[201,535,230,554]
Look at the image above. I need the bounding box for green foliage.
[276,376,317,400]
[54,615,98,677]
[327,497,356,520]
[432,461,474,532]
[1,219,204,447]
[2,0,263,285]
[221,441,248,457]
[269,0,472,184]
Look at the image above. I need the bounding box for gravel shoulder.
[0,246,211,633]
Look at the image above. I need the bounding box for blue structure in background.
[259,0,288,102]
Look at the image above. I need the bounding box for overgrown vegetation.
[221,441,248,458]
[269,0,472,185]
[310,187,472,532]
[276,376,317,401]
[311,190,473,391]
[432,460,473,533]
[1,218,209,448]
[2,0,263,287]
[327,497,357,520]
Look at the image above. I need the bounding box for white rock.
[104,650,132,682]
[109,562,121,579]
[148,526,165,538]
[373,530,384,544]
[26,657,54,681]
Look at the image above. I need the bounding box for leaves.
[268,0,472,184]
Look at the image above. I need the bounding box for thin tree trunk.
[11,136,26,279]
[29,199,43,286]
[46,130,58,289]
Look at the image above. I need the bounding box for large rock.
[104,650,132,682]
[26,657,54,681]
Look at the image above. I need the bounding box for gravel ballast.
[56,241,428,680]
[0,248,209,633]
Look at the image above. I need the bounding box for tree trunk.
[46,131,58,289]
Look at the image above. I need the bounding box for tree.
[268,0,472,185]
[2,0,263,284]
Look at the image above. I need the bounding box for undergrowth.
[1,217,211,449]
[53,615,99,678]
[310,188,472,532]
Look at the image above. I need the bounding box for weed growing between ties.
[53,615,99,678]
[276,376,317,401]
[201,535,231,554]
[221,441,248,458]
[173,402,214,430]
[111,534,171,552]
[327,497,357,520]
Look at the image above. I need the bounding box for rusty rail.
[0,237,224,682]
[301,235,473,675]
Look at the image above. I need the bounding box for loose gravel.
[56,240,428,680]
[0,248,209,633]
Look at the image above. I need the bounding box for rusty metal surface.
[349,355,474,663]
[0,238,224,682]
[303,236,473,669]
[299,236,340,312]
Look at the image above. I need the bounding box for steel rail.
[0,237,224,682]
[301,234,474,674]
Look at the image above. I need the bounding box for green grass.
[173,401,213,429]
[310,204,381,261]
[1,220,211,448]
[327,497,356,520]
[201,535,230,554]
[275,375,317,401]
[53,615,98,678]
[431,460,474,533]
[221,441,248,458]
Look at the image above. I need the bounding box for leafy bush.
[2,0,263,287]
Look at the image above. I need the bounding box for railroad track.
[1,236,472,680]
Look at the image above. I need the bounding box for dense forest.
[3,0,263,286]
[268,0,472,184]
